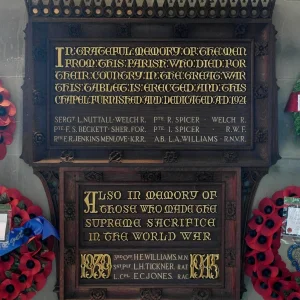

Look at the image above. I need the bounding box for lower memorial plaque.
[60,168,240,299]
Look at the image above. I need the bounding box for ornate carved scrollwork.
[84,171,104,182]
[192,288,211,300]
[90,288,107,300]
[140,288,163,300]
[140,171,162,182]
[163,151,179,163]
[226,201,236,220]
[109,150,123,163]
[60,150,75,162]
[225,249,236,267]
[116,23,131,38]
[64,203,75,221]
[195,171,214,182]
[254,84,268,100]
[32,89,44,105]
[68,23,82,37]
[174,23,189,38]
[64,247,75,266]
[255,41,268,56]
[255,128,268,143]
[33,132,46,145]
[223,151,239,163]
[234,24,248,38]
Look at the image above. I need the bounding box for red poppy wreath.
[0,186,57,300]
[0,81,16,160]
[245,186,300,300]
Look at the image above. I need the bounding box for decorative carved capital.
[60,150,74,162]
[254,84,268,100]
[163,151,179,163]
[234,24,248,38]
[192,288,211,300]
[68,23,82,37]
[109,150,123,163]
[33,132,46,145]
[174,23,189,38]
[255,41,268,56]
[116,23,131,38]
[255,128,268,143]
[225,249,236,267]
[64,203,75,221]
[196,171,214,182]
[64,247,75,265]
[90,288,107,300]
[226,201,236,220]
[85,171,104,182]
[223,151,239,163]
[140,171,162,182]
[140,288,162,300]
[32,89,44,105]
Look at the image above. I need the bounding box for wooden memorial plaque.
[60,167,240,299]
[21,1,279,299]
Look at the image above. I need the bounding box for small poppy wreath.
[0,81,16,160]
[245,186,300,300]
[0,186,55,300]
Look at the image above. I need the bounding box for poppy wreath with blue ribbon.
[245,186,300,300]
[0,186,59,300]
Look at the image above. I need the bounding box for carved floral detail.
[225,249,236,267]
[33,132,46,145]
[174,23,189,38]
[109,150,123,163]
[254,84,268,100]
[223,151,239,163]
[64,247,75,265]
[116,23,131,38]
[68,24,82,37]
[255,128,268,143]
[255,41,268,56]
[60,150,74,162]
[90,289,107,300]
[64,203,75,221]
[192,288,211,300]
[196,171,214,182]
[140,288,162,300]
[85,171,104,182]
[163,151,179,163]
[234,24,248,38]
[140,171,162,182]
[226,201,236,220]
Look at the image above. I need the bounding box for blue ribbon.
[0,217,59,256]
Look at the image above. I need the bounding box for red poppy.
[245,230,273,252]
[19,291,36,300]
[0,185,7,194]
[0,118,16,135]
[27,205,43,219]
[248,210,266,232]
[0,82,11,100]
[258,198,276,216]
[257,265,279,280]
[20,196,33,209]
[0,100,16,126]
[12,271,33,291]
[43,236,54,251]
[0,131,13,160]
[20,238,42,256]
[6,188,22,201]
[12,206,30,227]
[288,292,300,300]
[254,279,273,298]
[0,279,21,300]
[0,254,14,272]
[43,259,53,277]
[39,250,55,262]
[34,272,47,291]
[283,186,300,198]
[260,213,283,237]
[19,254,41,275]
[245,249,275,276]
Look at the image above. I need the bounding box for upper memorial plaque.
[22,0,279,166]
